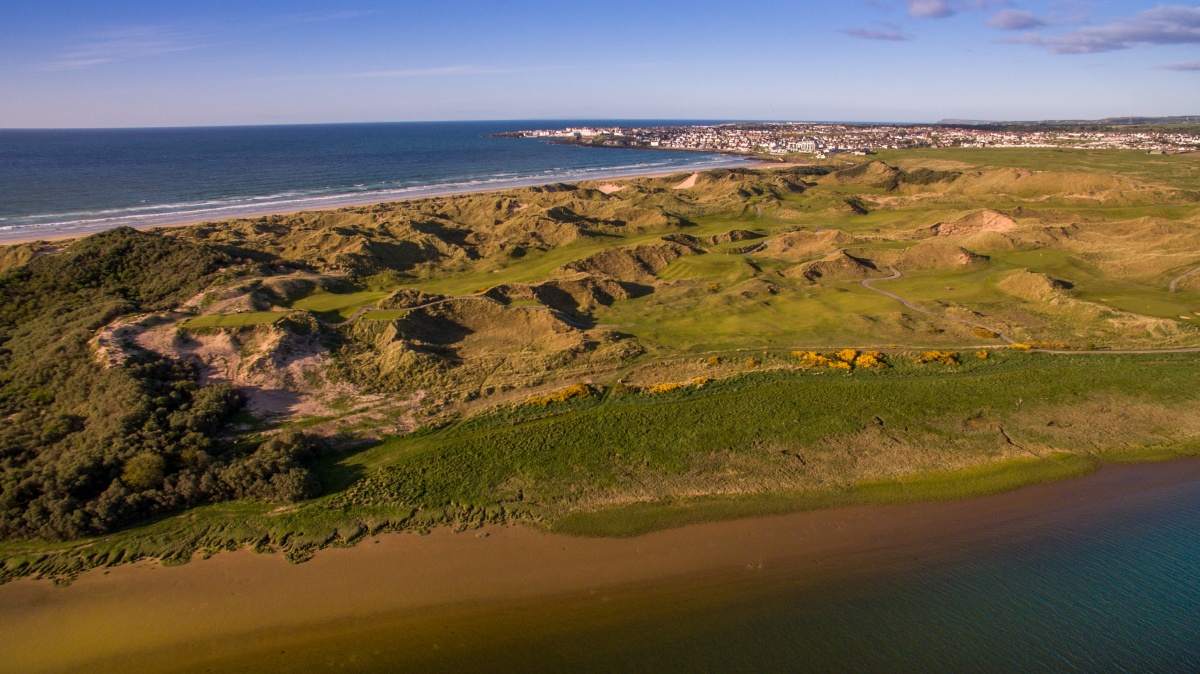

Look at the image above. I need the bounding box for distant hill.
[939,116,1200,127]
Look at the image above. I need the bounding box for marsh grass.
[553,453,1098,537]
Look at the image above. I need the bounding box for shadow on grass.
[314,438,382,493]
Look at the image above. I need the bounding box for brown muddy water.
[3,459,1200,673]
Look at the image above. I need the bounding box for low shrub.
[972,327,999,339]
[835,348,858,363]
[1029,341,1072,350]
[527,383,595,406]
[916,350,960,365]
[794,350,853,370]
[854,351,888,369]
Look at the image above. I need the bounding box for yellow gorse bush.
[976,350,989,359]
[794,350,861,370]
[793,350,834,368]
[693,376,711,386]
[916,350,960,365]
[972,327,999,339]
[1010,343,1031,350]
[648,382,684,394]
[853,351,887,369]
[527,383,594,406]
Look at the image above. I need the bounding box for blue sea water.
[0,121,748,242]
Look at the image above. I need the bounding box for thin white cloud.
[41,26,200,71]
[1159,60,1200,70]
[905,0,1010,19]
[1008,5,1200,54]
[343,65,529,79]
[287,10,376,23]
[907,0,955,18]
[988,9,1047,30]
[843,27,912,40]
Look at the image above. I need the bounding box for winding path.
[1169,265,1200,294]
[860,265,1017,345]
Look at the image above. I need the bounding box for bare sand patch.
[673,173,699,189]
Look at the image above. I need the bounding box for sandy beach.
[2,458,1196,673]
[0,160,782,248]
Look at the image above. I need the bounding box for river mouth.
[4,458,1200,673]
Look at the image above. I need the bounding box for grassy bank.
[3,352,1199,583]
[551,453,1100,536]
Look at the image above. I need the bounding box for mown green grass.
[873,147,1200,191]
[877,248,1199,325]
[183,312,285,328]
[359,309,407,321]
[289,288,392,319]
[657,254,757,282]
[594,278,926,351]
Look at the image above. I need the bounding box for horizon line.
[3,115,1198,132]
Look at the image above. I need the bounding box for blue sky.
[1,1,1198,127]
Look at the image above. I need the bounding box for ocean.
[0,121,749,243]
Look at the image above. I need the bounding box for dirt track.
[1169,265,1200,293]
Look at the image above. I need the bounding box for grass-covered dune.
[4,351,1198,582]
[2,148,1199,583]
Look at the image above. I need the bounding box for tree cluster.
[0,228,325,540]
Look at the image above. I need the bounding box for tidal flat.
[3,458,1199,674]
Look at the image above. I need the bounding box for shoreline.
[2,457,1197,673]
[0,158,772,247]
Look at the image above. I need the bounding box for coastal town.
[502,122,1200,158]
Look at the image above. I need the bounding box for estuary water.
[0,121,748,242]
[244,462,1200,674]
[3,461,1199,674]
